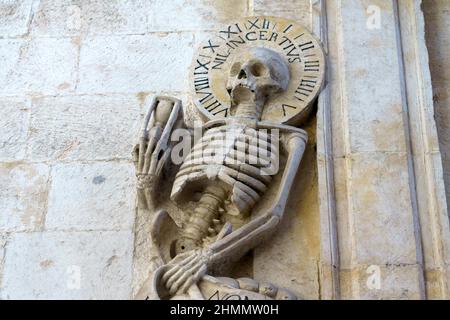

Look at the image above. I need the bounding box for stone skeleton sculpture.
[132,17,325,300]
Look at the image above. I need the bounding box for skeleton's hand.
[132,96,181,209]
[133,122,168,183]
[161,248,212,296]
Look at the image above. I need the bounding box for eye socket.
[230,62,241,77]
[249,62,268,77]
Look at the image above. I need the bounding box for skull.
[226,47,290,114]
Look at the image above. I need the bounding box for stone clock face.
[190,16,326,125]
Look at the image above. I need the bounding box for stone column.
[316,0,450,299]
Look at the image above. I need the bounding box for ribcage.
[171,124,280,214]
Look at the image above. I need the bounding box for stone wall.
[315,0,450,299]
[0,0,319,299]
[1,0,449,300]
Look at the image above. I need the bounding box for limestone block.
[77,33,194,94]
[30,0,149,36]
[340,264,422,300]
[0,38,78,95]
[46,163,135,231]
[27,95,142,161]
[254,0,309,13]
[0,98,29,161]
[0,0,33,37]
[318,0,450,299]
[358,265,422,299]
[148,0,248,32]
[338,0,406,154]
[0,163,49,232]
[349,153,417,265]
[253,0,311,29]
[1,231,133,299]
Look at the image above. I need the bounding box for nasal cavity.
[238,69,247,79]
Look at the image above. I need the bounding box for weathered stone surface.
[77,33,194,94]
[46,163,135,231]
[0,38,78,95]
[30,0,248,36]
[0,98,29,161]
[337,0,407,154]
[332,154,418,270]
[0,0,33,37]
[350,152,417,265]
[148,0,248,32]
[30,0,149,36]
[0,163,49,232]
[27,95,142,161]
[1,231,133,299]
[314,0,449,299]
[0,0,447,301]
[340,264,422,300]
[254,0,309,13]
[253,0,311,29]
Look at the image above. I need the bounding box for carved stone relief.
[132,16,326,300]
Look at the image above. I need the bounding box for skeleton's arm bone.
[208,132,308,264]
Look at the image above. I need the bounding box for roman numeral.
[304,60,320,72]
[194,59,210,74]
[212,108,229,117]
[198,92,213,104]
[281,104,296,116]
[283,24,293,33]
[202,40,220,54]
[299,41,315,51]
[194,77,209,92]
[299,78,317,88]
[204,99,222,112]
[247,18,260,30]
[219,24,242,38]
[295,87,312,96]
[293,78,317,101]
